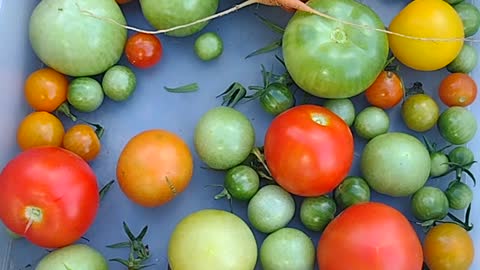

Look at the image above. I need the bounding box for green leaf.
[110,258,130,267]
[164,83,199,93]
[255,13,284,34]
[99,180,115,201]
[106,241,131,249]
[137,226,149,241]
[245,39,282,59]
[123,222,136,241]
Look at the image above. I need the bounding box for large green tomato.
[282,0,389,98]
[139,0,219,37]
[168,209,258,270]
[35,244,108,270]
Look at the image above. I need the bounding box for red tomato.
[317,202,423,270]
[125,33,163,69]
[264,104,354,197]
[438,73,477,107]
[0,147,99,248]
[365,70,404,109]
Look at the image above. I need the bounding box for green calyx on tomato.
[282,0,389,98]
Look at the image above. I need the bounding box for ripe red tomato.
[125,33,163,69]
[0,147,100,248]
[264,104,354,197]
[438,73,477,107]
[317,202,423,270]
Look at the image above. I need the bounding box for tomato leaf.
[107,241,131,249]
[99,180,115,201]
[216,82,247,108]
[245,39,282,59]
[164,83,199,93]
[255,13,285,34]
[55,102,78,122]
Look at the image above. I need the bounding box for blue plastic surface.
[1,0,480,269]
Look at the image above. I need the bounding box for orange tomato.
[116,129,194,207]
[16,112,65,150]
[63,124,101,162]
[423,223,474,270]
[24,68,69,112]
[365,71,404,109]
[438,73,477,107]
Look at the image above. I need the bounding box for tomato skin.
[16,111,65,150]
[62,124,101,162]
[264,104,354,197]
[317,202,423,270]
[388,0,464,71]
[365,71,404,109]
[423,223,474,270]
[0,146,99,248]
[439,73,477,107]
[116,129,194,207]
[24,68,69,112]
[125,33,163,69]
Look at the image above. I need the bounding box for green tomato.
[447,43,478,74]
[401,94,440,132]
[260,228,315,270]
[102,65,137,102]
[410,186,449,222]
[168,209,258,270]
[449,146,475,168]
[334,176,370,211]
[139,0,219,37]
[360,132,431,197]
[454,2,480,37]
[247,185,295,234]
[260,83,295,116]
[29,0,127,77]
[35,244,108,270]
[438,106,477,145]
[300,195,336,232]
[353,106,390,140]
[194,32,223,61]
[429,152,450,177]
[323,98,356,126]
[67,77,104,112]
[224,165,260,201]
[194,106,255,170]
[445,181,473,210]
[282,0,388,98]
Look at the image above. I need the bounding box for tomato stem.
[99,180,116,201]
[24,206,43,234]
[55,102,78,122]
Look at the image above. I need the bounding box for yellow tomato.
[16,111,65,150]
[388,0,464,71]
[423,223,474,270]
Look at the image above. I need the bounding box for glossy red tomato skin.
[264,104,354,197]
[125,33,163,69]
[0,146,99,248]
[317,202,424,270]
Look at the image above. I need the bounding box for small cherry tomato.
[423,223,474,270]
[365,71,404,109]
[63,124,102,162]
[438,73,477,107]
[16,111,65,150]
[24,68,69,112]
[125,33,163,69]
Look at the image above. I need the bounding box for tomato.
[437,106,477,145]
[67,77,104,113]
[353,106,390,140]
[125,33,163,69]
[260,228,315,270]
[247,185,295,234]
[62,124,101,162]
[430,152,449,177]
[0,147,99,248]
[116,129,194,208]
[317,202,424,270]
[168,209,258,270]
[388,0,464,71]
[447,43,478,74]
[194,32,223,61]
[410,186,449,222]
[24,68,68,112]
[334,176,370,211]
[323,98,356,126]
[423,223,474,270]
[445,181,473,210]
[449,146,475,168]
[264,104,354,197]
[140,0,219,37]
[438,73,477,107]
[35,244,108,270]
[259,82,295,116]
[282,0,389,98]
[224,165,259,201]
[401,93,440,132]
[361,132,431,197]
[194,106,255,170]
[16,111,65,150]
[364,71,404,109]
[102,65,137,102]
[454,2,480,37]
[300,196,336,232]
